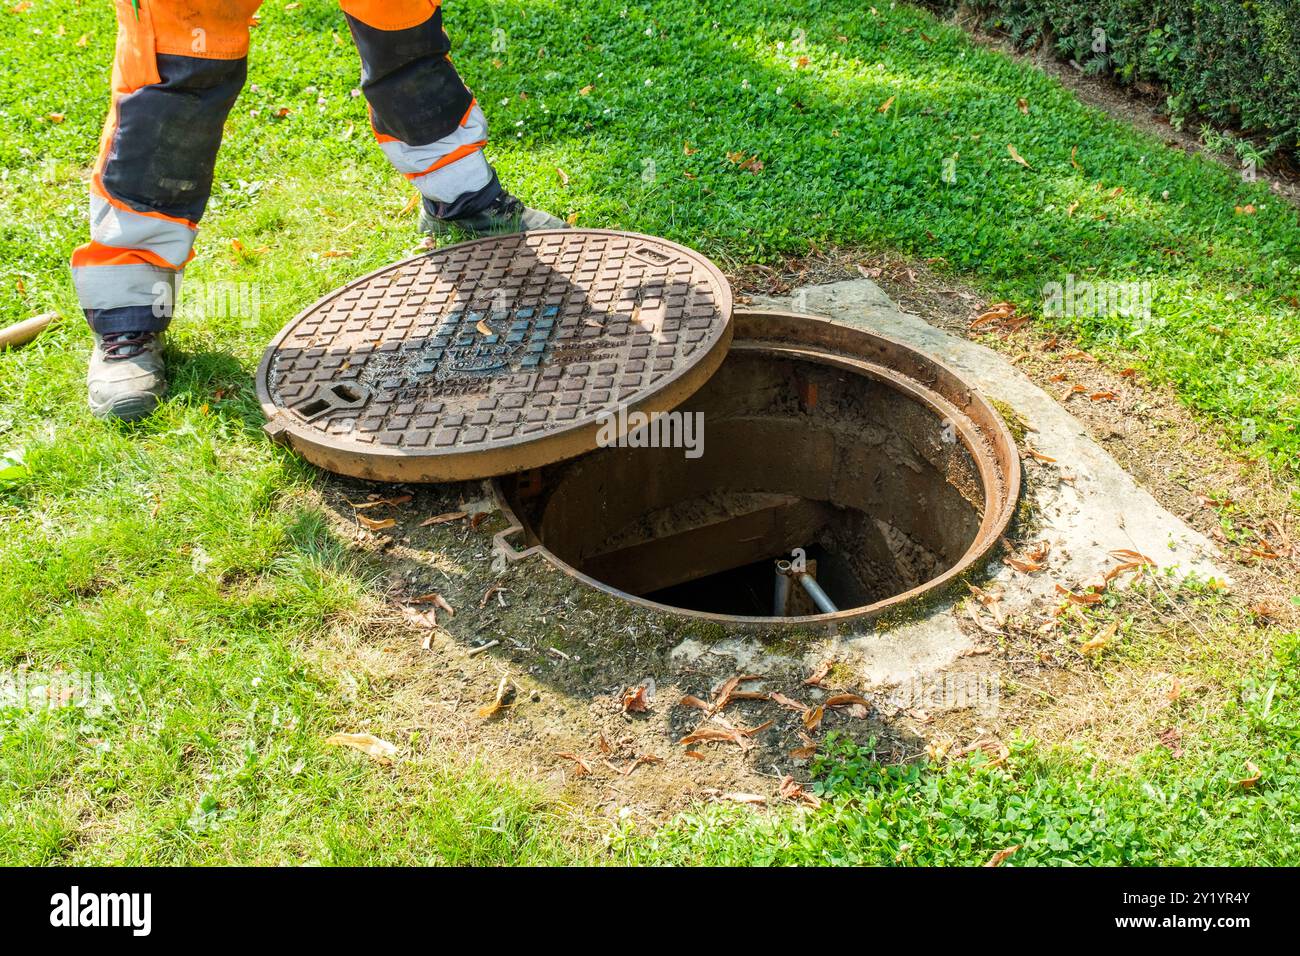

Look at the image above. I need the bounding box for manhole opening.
[496,313,1017,625]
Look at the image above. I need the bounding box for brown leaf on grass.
[876,95,895,113]
[325,733,397,764]
[321,249,353,259]
[1066,201,1080,217]
[719,792,767,805]
[596,733,612,755]
[1158,727,1183,757]
[803,660,834,687]
[778,775,822,809]
[556,752,592,776]
[790,744,819,760]
[1006,144,1032,168]
[1069,145,1082,171]
[419,511,467,527]
[477,674,515,718]
[357,514,396,531]
[399,192,420,216]
[971,301,1015,328]
[565,211,579,226]
[1079,620,1119,656]
[1056,583,1103,606]
[1016,97,1029,114]
[1239,760,1262,788]
[803,705,825,733]
[555,167,570,187]
[469,511,490,530]
[983,845,1021,867]
[578,84,594,96]
[622,685,650,714]
[479,585,505,608]
[682,141,697,156]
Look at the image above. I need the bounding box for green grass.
[1,0,1297,864]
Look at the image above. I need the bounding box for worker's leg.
[72,0,261,420]
[339,0,566,235]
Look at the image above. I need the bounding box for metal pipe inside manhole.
[493,310,1021,629]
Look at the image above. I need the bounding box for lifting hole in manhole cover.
[493,311,1021,628]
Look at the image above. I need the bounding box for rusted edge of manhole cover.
[255,229,733,482]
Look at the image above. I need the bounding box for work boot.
[87,331,166,422]
[419,190,569,239]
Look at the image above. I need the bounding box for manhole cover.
[256,229,733,481]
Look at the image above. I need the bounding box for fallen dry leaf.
[769,691,808,712]
[325,733,397,764]
[357,514,396,531]
[350,494,412,510]
[778,775,822,809]
[803,705,825,733]
[1239,760,1262,789]
[825,693,871,709]
[983,845,1021,867]
[1079,620,1119,656]
[556,752,591,776]
[409,592,454,617]
[477,674,515,718]
[622,685,650,713]
[419,510,467,527]
[1016,97,1029,114]
[876,95,895,113]
[680,719,773,751]
[1006,144,1032,168]
[803,661,834,687]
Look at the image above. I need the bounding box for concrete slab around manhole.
[672,279,1227,687]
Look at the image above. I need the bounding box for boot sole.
[89,391,162,423]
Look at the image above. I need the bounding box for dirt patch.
[298,479,929,824]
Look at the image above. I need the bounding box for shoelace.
[101,331,157,361]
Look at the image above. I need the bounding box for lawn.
[1,0,1296,865]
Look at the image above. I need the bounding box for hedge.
[930,1,1300,162]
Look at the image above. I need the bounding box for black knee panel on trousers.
[345,9,473,146]
[101,54,247,222]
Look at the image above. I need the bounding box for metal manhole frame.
[255,229,734,482]
[490,309,1023,632]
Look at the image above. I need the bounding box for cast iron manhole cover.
[256,229,733,481]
